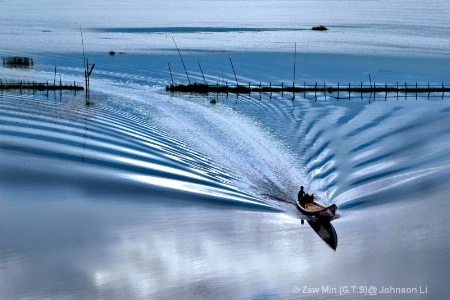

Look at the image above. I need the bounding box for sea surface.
[1,1,450,299]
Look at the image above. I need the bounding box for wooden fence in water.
[166,81,449,96]
[0,80,84,92]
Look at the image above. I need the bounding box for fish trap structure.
[0,79,84,92]
[166,43,448,100]
[166,82,449,96]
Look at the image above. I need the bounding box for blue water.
[1,1,450,299]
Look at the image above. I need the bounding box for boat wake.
[3,51,449,215]
[0,91,276,211]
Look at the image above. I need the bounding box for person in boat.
[298,186,316,206]
[298,186,311,205]
[298,186,305,203]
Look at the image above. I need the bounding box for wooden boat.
[297,193,337,220]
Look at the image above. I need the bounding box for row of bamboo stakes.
[166,41,449,97]
[167,81,449,94]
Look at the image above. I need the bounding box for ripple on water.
[0,92,274,211]
[193,91,450,209]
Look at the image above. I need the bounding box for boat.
[297,192,337,220]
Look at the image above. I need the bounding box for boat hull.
[297,200,337,220]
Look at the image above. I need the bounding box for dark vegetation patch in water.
[312,25,328,31]
[2,56,34,68]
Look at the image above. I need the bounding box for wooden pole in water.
[88,61,90,101]
[293,42,296,89]
[416,82,418,100]
[172,37,190,84]
[259,82,262,101]
[168,63,174,85]
[80,26,89,101]
[84,69,88,99]
[385,83,388,101]
[268,82,271,98]
[85,60,95,102]
[86,59,89,100]
[229,57,238,87]
[404,82,407,100]
[360,82,363,100]
[198,61,207,85]
[348,82,350,100]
